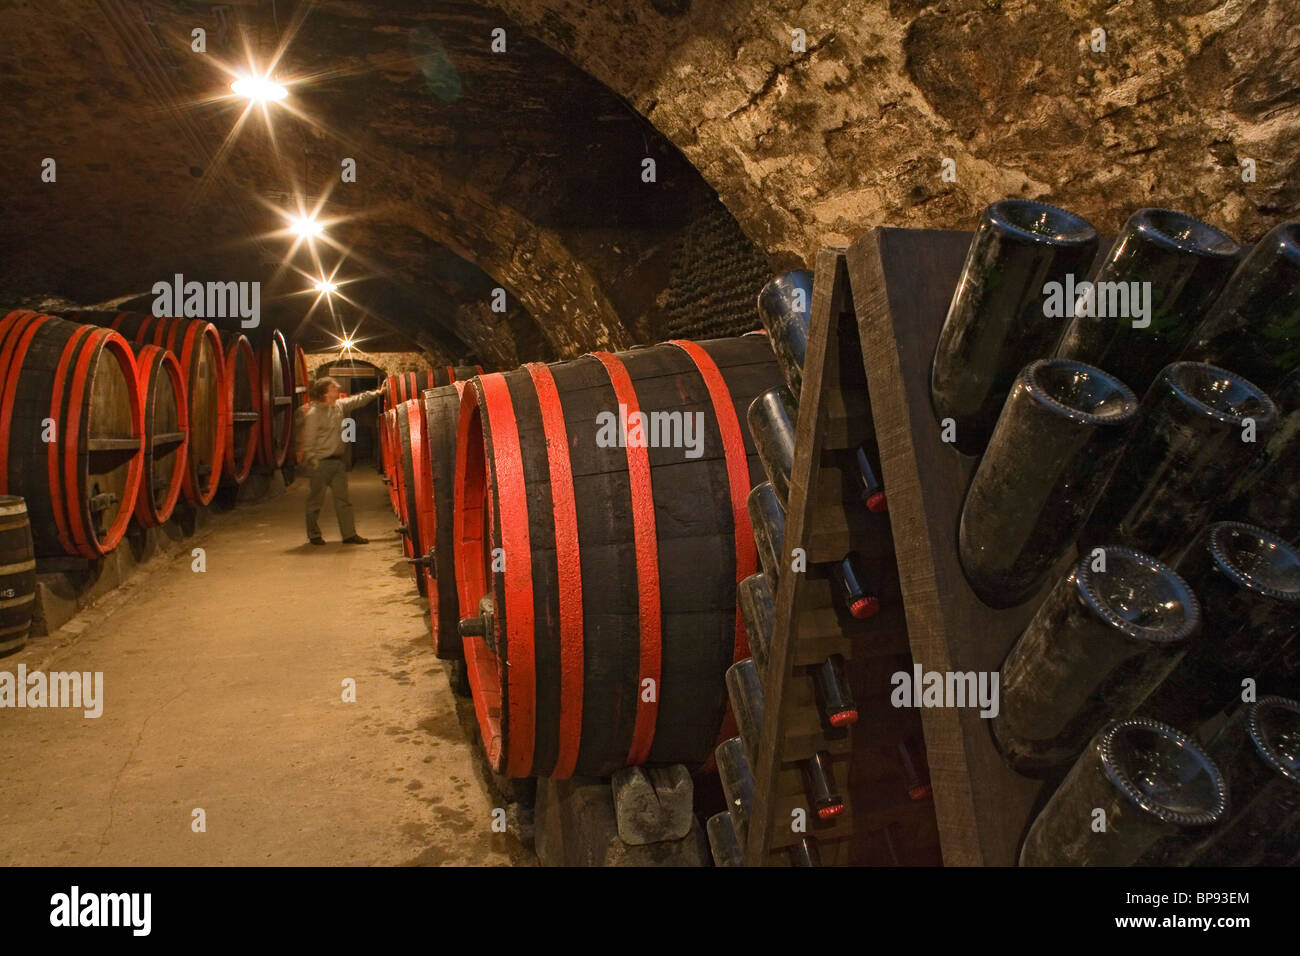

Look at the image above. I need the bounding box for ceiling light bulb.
[232,74,288,103]
[313,279,337,295]
[341,337,355,350]
[290,216,323,238]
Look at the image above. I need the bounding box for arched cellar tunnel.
[1,0,1299,882]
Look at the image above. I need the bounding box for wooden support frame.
[745,248,940,866]
[844,227,1061,866]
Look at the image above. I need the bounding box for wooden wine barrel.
[218,332,258,483]
[0,311,144,557]
[132,345,188,528]
[80,312,226,506]
[453,337,781,778]
[383,365,484,409]
[0,495,36,655]
[294,345,309,408]
[393,400,426,596]
[380,407,400,515]
[422,382,468,659]
[256,330,293,468]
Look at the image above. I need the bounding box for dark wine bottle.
[748,482,879,618]
[882,823,903,865]
[757,270,814,399]
[1222,367,1300,541]
[1180,696,1300,866]
[1140,522,1300,728]
[715,736,755,846]
[831,551,879,620]
[810,654,858,728]
[853,441,888,514]
[738,572,774,673]
[747,386,798,503]
[725,657,765,765]
[1181,220,1300,393]
[898,739,932,801]
[746,481,786,584]
[707,811,745,867]
[724,653,851,826]
[1019,717,1228,866]
[787,836,821,867]
[802,750,846,820]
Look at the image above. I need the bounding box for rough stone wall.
[652,204,772,341]
[493,0,1300,267]
[305,351,432,381]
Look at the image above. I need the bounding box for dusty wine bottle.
[810,654,858,728]
[1054,208,1241,393]
[747,482,786,584]
[1019,717,1228,866]
[1140,522,1300,728]
[959,359,1139,608]
[748,481,879,618]
[931,199,1100,454]
[1223,367,1300,541]
[707,811,746,867]
[738,572,774,673]
[991,546,1198,775]
[1182,220,1300,393]
[757,270,815,399]
[802,750,846,820]
[1087,362,1277,560]
[715,736,755,846]
[726,657,765,765]
[1161,697,1300,866]
[748,386,798,503]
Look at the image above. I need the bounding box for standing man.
[298,376,382,545]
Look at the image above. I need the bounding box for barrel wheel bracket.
[407,547,436,578]
[458,594,496,656]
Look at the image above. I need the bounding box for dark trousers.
[305,458,355,539]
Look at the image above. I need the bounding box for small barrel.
[1,311,145,557]
[82,312,226,506]
[453,337,780,778]
[256,329,293,467]
[132,345,189,527]
[0,496,36,655]
[218,331,258,483]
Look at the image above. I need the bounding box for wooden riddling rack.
[839,227,1076,866]
[745,248,943,866]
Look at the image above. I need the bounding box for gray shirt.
[295,390,381,466]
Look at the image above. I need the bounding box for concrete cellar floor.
[0,469,521,866]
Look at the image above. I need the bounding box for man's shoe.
[309,536,326,546]
[342,535,369,545]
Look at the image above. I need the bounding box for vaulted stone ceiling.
[2,0,1296,364]
[0,0,728,362]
